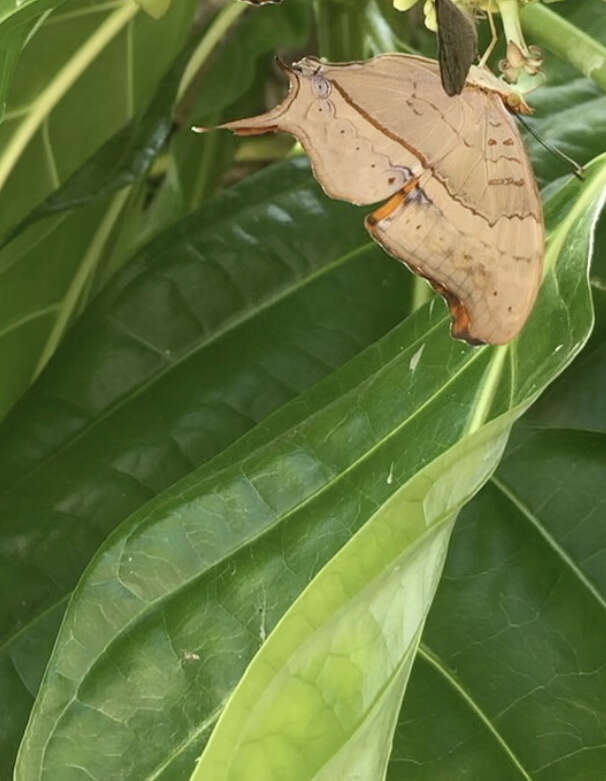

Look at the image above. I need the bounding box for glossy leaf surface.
[1,157,413,775]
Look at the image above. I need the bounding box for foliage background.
[0,0,604,778]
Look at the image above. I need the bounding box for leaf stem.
[176,1,247,102]
[520,3,606,93]
[313,0,372,61]
[0,1,139,194]
[33,187,132,380]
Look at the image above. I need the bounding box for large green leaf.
[0,0,198,420]
[14,154,606,778]
[389,294,606,779]
[0,157,414,776]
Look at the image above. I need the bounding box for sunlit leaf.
[390,291,606,779]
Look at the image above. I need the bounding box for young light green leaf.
[193,417,512,781]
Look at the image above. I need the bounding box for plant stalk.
[314,0,373,61]
[177,1,247,102]
[521,2,606,93]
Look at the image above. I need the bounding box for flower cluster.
[394,0,545,86]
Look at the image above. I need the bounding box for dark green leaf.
[161,0,312,219]
[0,157,413,775]
[0,0,199,421]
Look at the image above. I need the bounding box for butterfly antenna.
[517,115,584,180]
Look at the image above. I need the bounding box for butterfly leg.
[478,4,498,68]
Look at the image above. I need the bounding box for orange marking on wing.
[366,179,420,226]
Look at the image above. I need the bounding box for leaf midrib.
[491,474,606,611]
[1,212,376,497]
[0,1,138,193]
[418,644,533,780]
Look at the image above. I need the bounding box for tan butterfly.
[195,55,543,345]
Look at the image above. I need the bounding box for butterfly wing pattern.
[197,54,543,345]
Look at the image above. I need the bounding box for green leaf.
[191,158,605,778]
[14,156,606,779]
[520,0,606,185]
[389,304,606,779]
[0,22,31,122]
[0,1,71,129]
[0,157,413,776]
[0,0,66,27]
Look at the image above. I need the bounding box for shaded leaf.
[159,0,312,221]
[0,0,199,420]
[0,21,31,122]
[0,35,195,248]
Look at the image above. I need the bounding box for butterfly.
[195,55,543,345]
